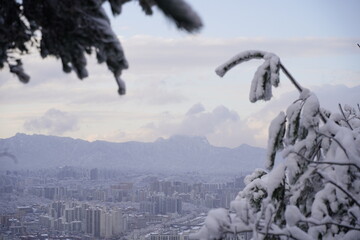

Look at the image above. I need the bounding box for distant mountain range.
[0,133,268,173]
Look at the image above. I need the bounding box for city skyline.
[0,167,244,239]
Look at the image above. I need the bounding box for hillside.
[0,134,267,173]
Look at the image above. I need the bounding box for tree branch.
[315,131,350,159]
[279,62,331,124]
[279,63,303,93]
[338,104,353,130]
[300,219,360,231]
[317,171,360,208]
[222,228,297,240]
[215,51,266,77]
[290,151,360,172]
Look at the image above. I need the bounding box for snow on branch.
[193,51,360,240]
[215,50,304,103]
[153,0,203,33]
[267,112,286,170]
[1,0,203,95]
[215,51,280,103]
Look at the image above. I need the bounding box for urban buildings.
[0,168,247,239]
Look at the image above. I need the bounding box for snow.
[215,50,282,103]
[287,226,313,240]
[215,50,267,77]
[230,198,251,224]
[190,208,230,239]
[264,163,285,198]
[250,59,273,102]
[266,111,286,170]
[301,92,320,129]
[244,168,267,185]
[342,230,360,240]
[285,205,303,227]
[194,50,360,240]
[285,101,302,145]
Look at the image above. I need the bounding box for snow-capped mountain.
[0,133,267,173]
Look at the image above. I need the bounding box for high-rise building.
[93,208,101,238]
[112,208,125,235]
[71,221,82,232]
[140,201,156,215]
[85,208,93,235]
[100,211,112,238]
[150,195,182,215]
[50,201,65,219]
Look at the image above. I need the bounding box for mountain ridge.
[0,133,267,173]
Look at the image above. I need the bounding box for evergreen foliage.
[0,0,202,94]
[192,51,360,240]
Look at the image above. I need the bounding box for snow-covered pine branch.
[215,50,304,103]
[191,51,360,240]
[215,51,280,103]
[0,0,203,95]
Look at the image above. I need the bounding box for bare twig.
[279,62,331,123]
[338,104,353,130]
[279,63,303,93]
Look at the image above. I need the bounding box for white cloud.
[109,84,360,148]
[126,104,261,148]
[23,109,79,135]
[128,80,187,105]
[1,36,359,146]
[186,103,205,115]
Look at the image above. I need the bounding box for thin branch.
[279,61,331,125]
[289,151,360,207]
[313,160,360,171]
[258,230,298,240]
[309,140,323,161]
[300,219,360,231]
[279,63,303,93]
[348,115,360,121]
[290,151,360,172]
[317,171,360,208]
[264,206,274,239]
[319,112,328,124]
[315,131,349,159]
[338,103,353,130]
[224,219,360,240]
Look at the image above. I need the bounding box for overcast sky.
[0,0,359,148]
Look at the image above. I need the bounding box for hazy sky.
[0,0,359,148]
